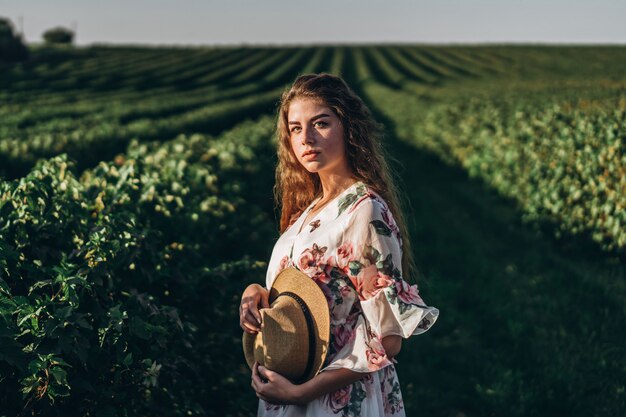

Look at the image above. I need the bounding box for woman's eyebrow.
[288,113,331,124]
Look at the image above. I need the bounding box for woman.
[239,73,439,416]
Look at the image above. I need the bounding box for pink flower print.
[332,322,356,351]
[278,255,291,272]
[380,205,400,235]
[299,244,330,283]
[298,250,317,275]
[320,256,336,276]
[357,264,394,300]
[363,371,374,385]
[378,203,403,247]
[330,283,356,323]
[328,384,352,413]
[395,280,425,305]
[339,284,352,298]
[313,270,331,285]
[381,205,391,224]
[264,401,282,411]
[319,282,334,308]
[366,335,391,371]
[312,260,332,284]
[336,242,354,271]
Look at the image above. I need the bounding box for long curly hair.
[273,73,420,283]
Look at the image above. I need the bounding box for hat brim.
[243,266,330,383]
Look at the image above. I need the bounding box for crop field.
[1,45,625,416]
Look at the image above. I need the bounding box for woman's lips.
[303,151,320,161]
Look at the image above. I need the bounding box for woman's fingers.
[260,292,270,310]
[256,362,270,383]
[241,295,263,322]
[240,303,261,333]
[240,286,271,333]
[241,323,258,334]
[252,362,267,387]
[251,363,259,390]
[257,365,274,382]
[244,310,261,330]
[241,313,260,333]
[249,299,262,324]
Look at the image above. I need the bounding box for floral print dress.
[258,180,440,417]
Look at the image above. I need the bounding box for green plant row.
[0,46,331,178]
[364,80,626,254]
[2,47,248,96]
[418,95,626,253]
[0,87,284,178]
[0,115,278,416]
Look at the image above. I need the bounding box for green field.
[1,44,625,416]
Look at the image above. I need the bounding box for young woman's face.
[287,98,349,176]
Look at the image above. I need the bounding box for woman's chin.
[302,162,324,173]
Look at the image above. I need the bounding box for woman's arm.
[252,362,368,406]
[294,367,368,404]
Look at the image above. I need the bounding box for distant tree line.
[1,16,75,62]
[0,17,28,61]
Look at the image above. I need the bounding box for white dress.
[258,180,440,417]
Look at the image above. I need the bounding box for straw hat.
[242,266,330,384]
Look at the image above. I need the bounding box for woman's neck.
[316,174,359,206]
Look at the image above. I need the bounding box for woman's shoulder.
[343,183,400,240]
[343,181,389,217]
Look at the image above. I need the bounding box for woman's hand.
[239,283,270,334]
[252,363,368,406]
[251,362,305,405]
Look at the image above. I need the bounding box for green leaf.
[337,192,359,215]
[12,296,30,307]
[370,220,392,237]
[20,374,39,396]
[27,358,44,374]
[50,356,71,367]
[376,253,394,275]
[0,277,10,295]
[49,366,68,385]
[348,260,363,276]
[122,352,133,366]
[362,244,381,264]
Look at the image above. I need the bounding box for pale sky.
[2,0,626,46]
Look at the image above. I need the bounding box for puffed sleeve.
[344,197,439,340]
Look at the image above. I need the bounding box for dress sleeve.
[344,198,439,340]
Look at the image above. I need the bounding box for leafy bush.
[364,80,626,255]
[415,95,626,254]
[0,116,277,415]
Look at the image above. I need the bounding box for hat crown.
[254,296,310,381]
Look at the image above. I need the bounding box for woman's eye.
[290,121,326,133]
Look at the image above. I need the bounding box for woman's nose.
[302,126,316,143]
